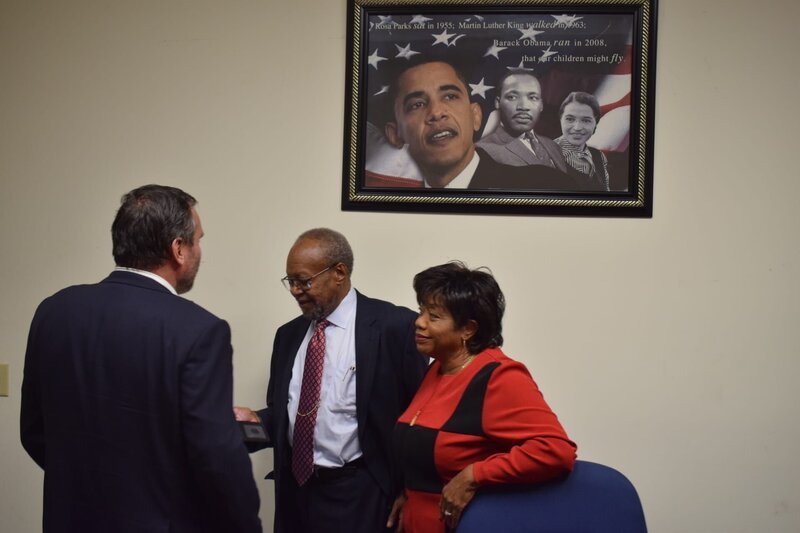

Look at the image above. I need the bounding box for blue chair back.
[457,460,646,533]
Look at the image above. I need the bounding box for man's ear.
[384,122,405,148]
[332,262,349,283]
[470,102,483,133]
[170,238,186,266]
[494,96,500,110]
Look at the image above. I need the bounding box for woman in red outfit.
[387,262,577,532]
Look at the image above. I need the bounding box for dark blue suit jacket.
[21,271,262,533]
[256,291,428,533]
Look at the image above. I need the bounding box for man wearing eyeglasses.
[235,228,428,533]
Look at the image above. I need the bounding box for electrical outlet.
[0,364,8,396]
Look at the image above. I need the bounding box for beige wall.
[2,0,799,531]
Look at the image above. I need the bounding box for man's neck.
[423,149,477,188]
[318,283,353,322]
[150,264,179,290]
[504,124,534,139]
[114,266,177,295]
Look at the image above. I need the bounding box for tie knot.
[524,131,535,140]
[315,319,330,332]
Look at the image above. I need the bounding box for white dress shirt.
[113,266,177,295]
[423,151,480,189]
[287,287,360,467]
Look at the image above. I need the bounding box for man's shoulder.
[475,137,510,160]
[105,273,220,319]
[34,278,223,332]
[539,135,560,149]
[36,282,98,313]
[356,291,416,322]
[476,131,504,146]
[477,128,516,148]
[273,292,416,336]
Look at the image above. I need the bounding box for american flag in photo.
[362,11,633,186]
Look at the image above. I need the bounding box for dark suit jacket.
[255,291,428,533]
[469,148,580,191]
[20,271,261,533]
[477,126,568,172]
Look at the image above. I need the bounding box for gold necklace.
[409,354,477,427]
[442,354,476,375]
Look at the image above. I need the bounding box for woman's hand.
[440,464,478,530]
[386,493,407,532]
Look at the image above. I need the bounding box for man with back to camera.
[477,69,569,172]
[382,60,576,190]
[234,228,429,533]
[20,184,262,533]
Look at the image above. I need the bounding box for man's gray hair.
[296,228,354,274]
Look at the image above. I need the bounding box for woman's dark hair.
[111,184,197,270]
[413,261,505,354]
[558,91,601,121]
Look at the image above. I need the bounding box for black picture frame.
[342,0,657,217]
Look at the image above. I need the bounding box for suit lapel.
[354,292,379,437]
[493,127,538,165]
[275,321,309,443]
[506,137,539,165]
[543,140,568,172]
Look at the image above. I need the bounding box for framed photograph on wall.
[341,0,658,217]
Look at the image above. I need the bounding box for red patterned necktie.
[292,319,330,485]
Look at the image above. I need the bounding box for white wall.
[1,0,798,531]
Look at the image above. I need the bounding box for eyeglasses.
[280,264,336,291]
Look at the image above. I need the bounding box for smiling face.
[414,297,473,361]
[559,101,597,149]
[385,62,482,187]
[496,74,544,135]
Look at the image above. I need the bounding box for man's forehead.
[502,74,541,93]
[191,208,204,236]
[287,240,326,267]
[398,62,466,94]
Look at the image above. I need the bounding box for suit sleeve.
[20,306,46,469]
[399,312,430,407]
[471,362,576,486]
[390,310,429,495]
[251,328,284,452]
[181,319,262,533]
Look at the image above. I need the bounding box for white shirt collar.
[113,267,177,295]
[322,286,357,329]
[423,151,480,189]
